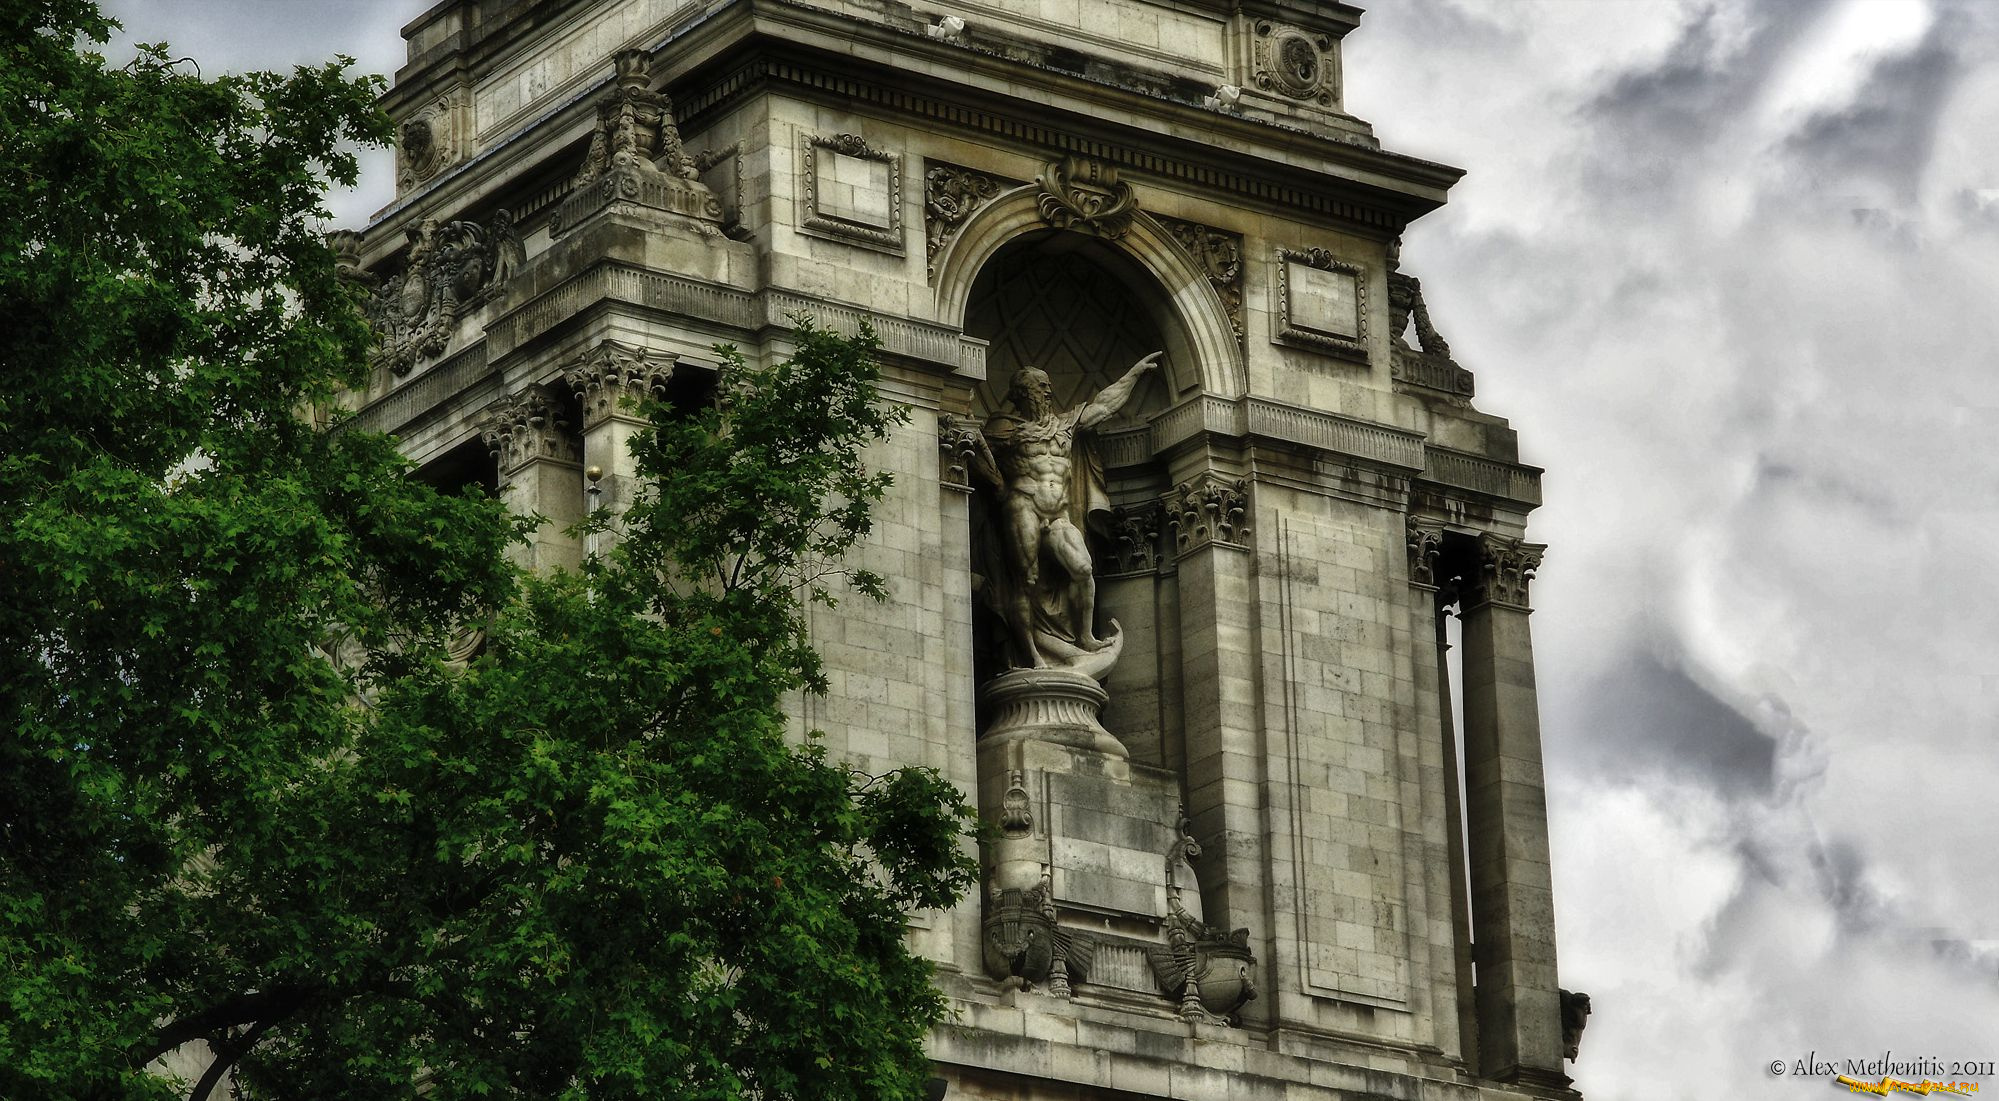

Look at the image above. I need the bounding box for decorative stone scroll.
[799,132,904,254]
[478,385,578,474]
[551,49,723,236]
[365,209,524,377]
[1252,21,1339,107]
[1035,154,1137,239]
[1275,246,1367,363]
[1473,534,1544,610]
[563,342,678,429]
[1167,476,1251,552]
[1387,238,1475,400]
[1157,216,1244,342]
[923,162,1008,277]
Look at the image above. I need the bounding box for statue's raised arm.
[1075,351,1162,429]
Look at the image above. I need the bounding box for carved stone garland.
[364,208,524,377]
[1035,155,1137,239]
[1157,216,1244,342]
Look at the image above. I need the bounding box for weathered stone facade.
[342,0,1582,1096]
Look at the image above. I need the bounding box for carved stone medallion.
[1252,21,1338,107]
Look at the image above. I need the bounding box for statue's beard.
[1019,392,1050,419]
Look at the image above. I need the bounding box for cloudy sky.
[104,0,1999,1096]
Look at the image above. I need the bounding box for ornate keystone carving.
[365,209,523,376]
[552,50,723,236]
[1107,501,1163,575]
[1158,217,1244,342]
[563,342,677,430]
[923,162,1006,276]
[1166,476,1251,552]
[1035,155,1138,239]
[1252,21,1338,107]
[1406,517,1445,587]
[1473,534,1544,609]
[479,385,579,474]
[1387,238,1475,400]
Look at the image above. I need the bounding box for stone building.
[337,0,1587,1096]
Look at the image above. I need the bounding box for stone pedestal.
[975,670,1257,1022]
[979,669,1124,759]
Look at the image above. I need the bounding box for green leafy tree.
[1,4,974,1098]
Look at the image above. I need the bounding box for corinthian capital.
[563,342,678,430]
[1472,534,1545,610]
[1405,517,1446,587]
[478,384,579,473]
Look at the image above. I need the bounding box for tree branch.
[127,985,308,1068]
[188,1017,273,1101]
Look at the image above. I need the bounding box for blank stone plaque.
[814,151,893,230]
[1286,261,1359,339]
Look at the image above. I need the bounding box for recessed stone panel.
[1275,247,1369,363]
[798,132,904,254]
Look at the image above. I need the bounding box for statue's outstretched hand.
[1134,350,1164,373]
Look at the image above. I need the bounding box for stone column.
[563,341,677,552]
[480,384,583,572]
[1457,534,1564,1086]
[1167,473,1268,1024]
[1405,518,1476,1068]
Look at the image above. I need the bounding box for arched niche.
[954,223,1198,771]
[934,186,1246,401]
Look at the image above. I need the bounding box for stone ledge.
[1418,447,1543,509]
[932,1008,1574,1101]
[483,259,987,376]
[1103,395,1427,473]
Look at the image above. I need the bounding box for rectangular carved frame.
[1274,246,1368,364]
[798,132,904,255]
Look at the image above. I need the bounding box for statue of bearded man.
[969,352,1161,670]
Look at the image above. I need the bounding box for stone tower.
[342,0,1584,1096]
